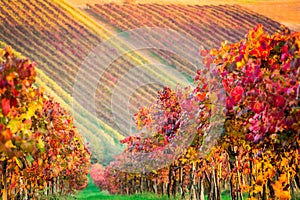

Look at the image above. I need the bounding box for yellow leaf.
[0,49,4,56]
[236,59,244,70]
[6,72,16,82]
[38,158,43,166]
[5,140,16,149]
[221,40,228,47]
[277,191,291,200]
[37,138,45,153]
[7,119,22,134]
[254,185,263,193]
[23,130,32,137]
[14,157,23,169]
[27,102,38,118]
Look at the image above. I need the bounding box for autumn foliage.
[90,163,105,188]
[0,47,90,199]
[91,25,300,199]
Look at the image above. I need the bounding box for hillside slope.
[0,0,284,164]
[0,0,184,163]
[69,0,299,31]
[82,2,283,129]
[0,0,143,163]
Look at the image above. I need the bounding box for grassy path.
[73,176,239,200]
[74,176,169,200]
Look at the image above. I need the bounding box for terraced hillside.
[0,0,283,163]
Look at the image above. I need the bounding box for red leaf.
[245,133,254,141]
[10,98,17,107]
[274,95,285,107]
[1,98,10,115]
[230,86,244,103]
[252,102,264,114]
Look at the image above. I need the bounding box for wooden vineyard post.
[190,162,197,200]
[228,147,237,200]
[261,162,269,200]
[213,167,221,200]
[209,171,214,200]
[147,177,151,192]
[287,170,291,200]
[198,174,205,200]
[249,155,253,198]
[127,174,129,195]
[218,163,222,200]
[121,174,125,195]
[236,158,243,200]
[2,160,8,200]
[229,171,236,199]
[139,175,143,193]
[171,167,177,198]
[154,175,158,194]
[178,163,183,197]
[132,176,136,194]
[167,165,172,198]
[163,181,167,195]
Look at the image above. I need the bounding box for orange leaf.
[2,129,12,141]
[196,92,206,101]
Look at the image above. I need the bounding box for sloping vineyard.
[0,0,122,163]
[0,0,286,164]
[91,25,300,200]
[84,3,282,79]
[0,0,170,163]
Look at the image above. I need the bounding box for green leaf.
[15,84,22,91]
[37,138,45,153]
[26,154,34,168]
[274,41,285,52]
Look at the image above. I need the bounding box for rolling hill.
[0,0,285,164]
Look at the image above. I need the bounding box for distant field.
[67,0,285,5]
[81,2,281,86]
[243,0,300,31]
[68,0,300,31]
